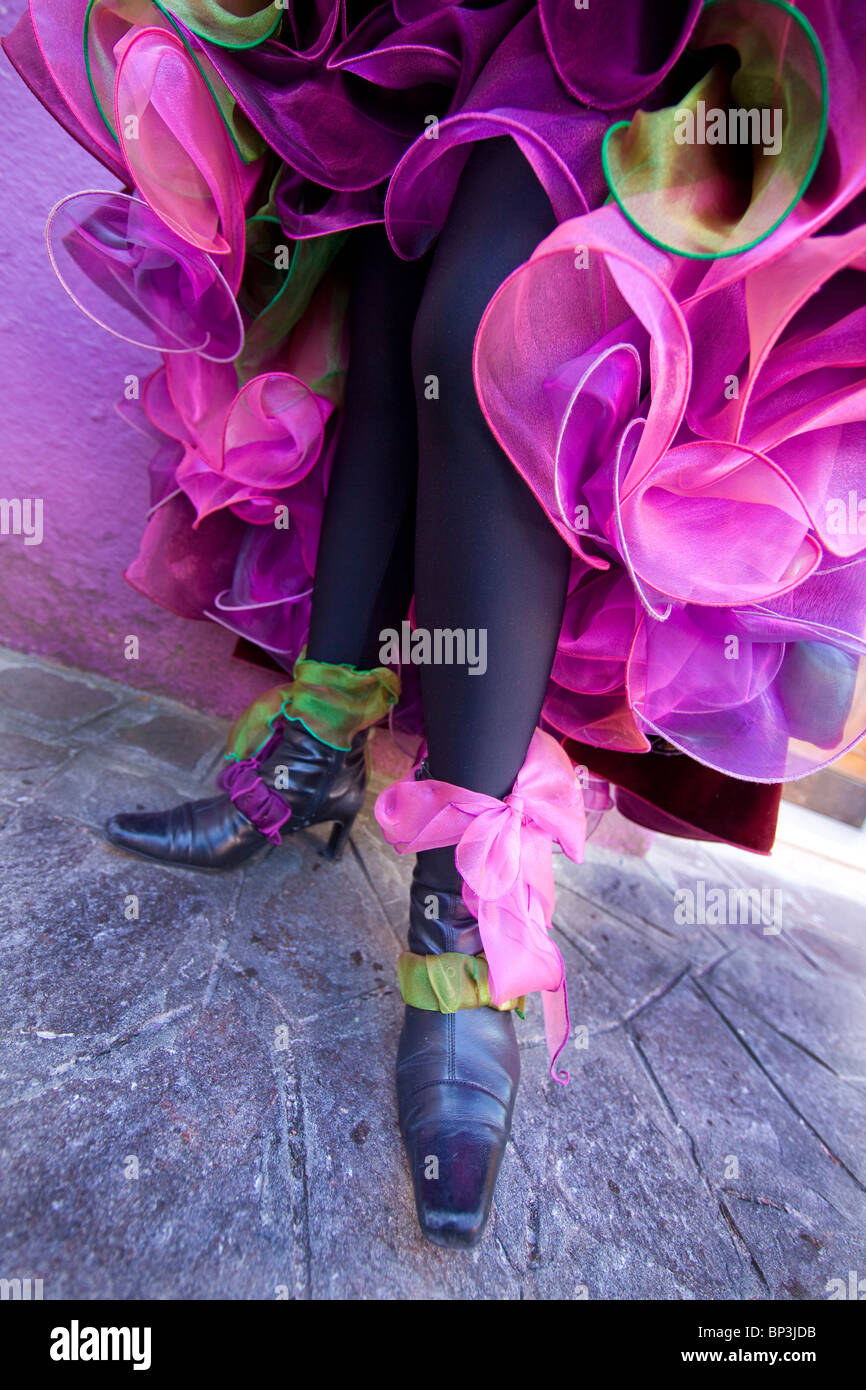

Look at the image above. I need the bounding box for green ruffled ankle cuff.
[285,656,400,751]
[398,952,526,1016]
[225,652,401,760]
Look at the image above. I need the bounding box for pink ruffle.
[9,0,866,782]
[474,200,866,781]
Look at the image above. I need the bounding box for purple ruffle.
[385,10,611,258]
[219,741,293,844]
[538,0,702,111]
[192,0,529,238]
[6,0,866,783]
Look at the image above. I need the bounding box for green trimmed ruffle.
[238,199,348,385]
[83,1,269,163]
[158,1,283,49]
[601,0,828,259]
[225,651,401,760]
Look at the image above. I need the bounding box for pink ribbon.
[375,728,586,1083]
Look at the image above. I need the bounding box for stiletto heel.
[104,656,400,871]
[325,815,355,860]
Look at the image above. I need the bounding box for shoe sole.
[102,822,349,873]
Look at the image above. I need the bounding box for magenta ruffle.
[186,0,533,238]
[537,0,702,111]
[4,0,866,784]
[219,737,293,845]
[475,201,866,781]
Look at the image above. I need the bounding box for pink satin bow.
[375,727,586,1083]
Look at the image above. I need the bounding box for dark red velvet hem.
[563,739,783,855]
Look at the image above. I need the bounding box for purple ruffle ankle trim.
[219,755,292,845]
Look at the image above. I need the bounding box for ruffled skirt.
[5,0,866,840]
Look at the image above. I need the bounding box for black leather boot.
[396,867,521,1249]
[104,720,368,870]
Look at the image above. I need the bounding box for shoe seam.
[447,1011,455,1082]
[402,1077,510,1109]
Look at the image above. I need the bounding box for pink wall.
[0,0,269,718]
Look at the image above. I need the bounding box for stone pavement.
[0,645,864,1300]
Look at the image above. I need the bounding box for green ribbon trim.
[398,952,526,1016]
[225,650,401,760]
[159,1,283,49]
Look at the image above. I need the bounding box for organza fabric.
[474,202,866,780]
[602,0,829,259]
[225,651,401,758]
[376,728,586,1081]
[3,0,866,785]
[397,951,526,1014]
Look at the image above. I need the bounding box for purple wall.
[0,0,269,718]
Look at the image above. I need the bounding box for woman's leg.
[105,226,425,869]
[306,225,426,668]
[395,138,572,1247]
[412,137,571,880]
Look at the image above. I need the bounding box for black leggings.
[306,139,572,887]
